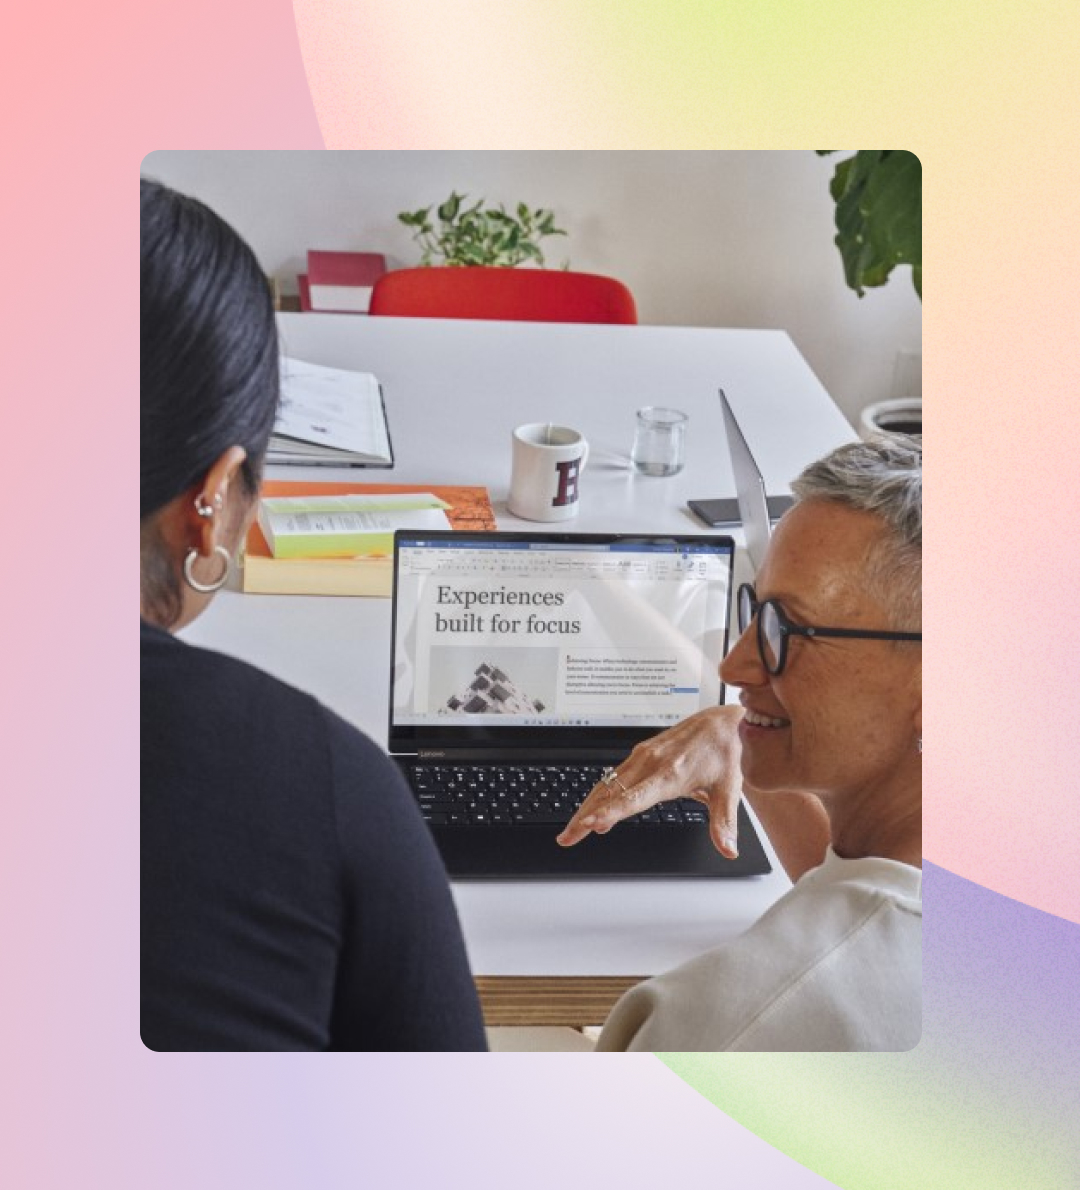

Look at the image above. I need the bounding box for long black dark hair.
[140,179,279,623]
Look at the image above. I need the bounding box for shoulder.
[766,850,922,936]
[142,619,321,718]
[141,620,403,816]
[142,620,369,750]
[598,852,922,1052]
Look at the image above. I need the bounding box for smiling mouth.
[743,709,791,729]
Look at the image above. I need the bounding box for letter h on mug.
[509,423,590,522]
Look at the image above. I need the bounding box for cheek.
[772,669,860,775]
[745,650,918,792]
[792,681,910,780]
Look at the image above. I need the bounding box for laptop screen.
[389,531,734,751]
[720,388,774,573]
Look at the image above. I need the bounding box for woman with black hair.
[140,179,486,1051]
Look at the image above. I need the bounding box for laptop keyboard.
[406,763,710,828]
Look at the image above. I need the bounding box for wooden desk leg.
[475,976,644,1029]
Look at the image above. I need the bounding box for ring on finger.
[600,765,629,795]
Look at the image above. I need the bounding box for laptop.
[720,388,794,571]
[389,529,771,879]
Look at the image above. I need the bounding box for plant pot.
[859,398,922,441]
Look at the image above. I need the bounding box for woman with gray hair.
[558,435,922,1051]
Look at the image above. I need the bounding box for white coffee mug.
[508,423,590,522]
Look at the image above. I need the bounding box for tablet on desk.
[688,496,793,528]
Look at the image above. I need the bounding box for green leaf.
[437,192,464,223]
[397,207,430,228]
[825,150,921,299]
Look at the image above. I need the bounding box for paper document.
[271,357,393,466]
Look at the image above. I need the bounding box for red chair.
[368,266,637,324]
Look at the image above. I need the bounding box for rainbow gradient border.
[12,2,1077,1186]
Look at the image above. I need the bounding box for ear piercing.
[195,493,224,518]
[183,546,231,593]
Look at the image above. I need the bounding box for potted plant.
[398,192,568,268]
[817,151,922,437]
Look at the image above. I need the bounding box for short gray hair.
[791,434,921,630]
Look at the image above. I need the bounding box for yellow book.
[241,550,394,597]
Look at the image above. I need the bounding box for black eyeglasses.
[737,583,922,676]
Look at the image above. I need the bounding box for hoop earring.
[183,546,231,594]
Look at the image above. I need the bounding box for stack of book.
[297,250,386,314]
[268,356,393,468]
[242,481,496,597]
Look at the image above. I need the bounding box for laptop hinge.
[404,747,620,764]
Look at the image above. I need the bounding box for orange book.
[241,480,495,597]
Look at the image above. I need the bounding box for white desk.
[183,313,855,1024]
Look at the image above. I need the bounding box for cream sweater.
[597,849,922,1052]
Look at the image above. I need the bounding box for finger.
[556,781,612,847]
[556,804,600,847]
[709,798,740,859]
[557,768,653,846]
[688,787,737,854]
[584,770,662,833]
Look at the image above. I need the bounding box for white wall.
[142,151,921,426]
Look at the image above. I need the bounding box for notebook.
[720,388,794,571]
[389,529,772,879]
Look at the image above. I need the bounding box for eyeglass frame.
[736,583,922,676]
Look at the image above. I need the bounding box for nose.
[721,618,768,688]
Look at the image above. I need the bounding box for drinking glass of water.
[631,406,688,477]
